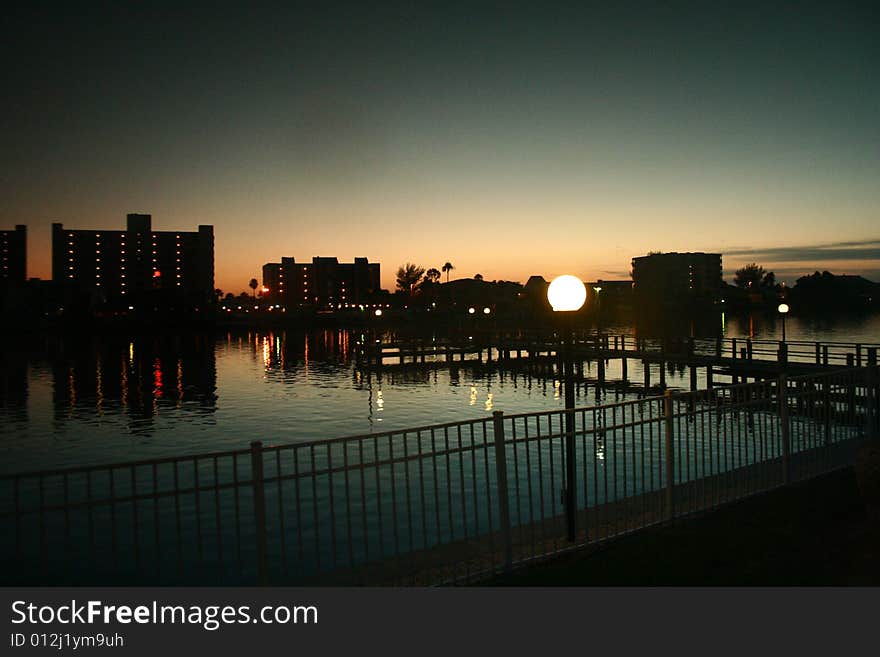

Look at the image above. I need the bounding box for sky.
[2,1,879,293]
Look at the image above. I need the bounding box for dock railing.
[2,366,877,586]
[358,331,879,370]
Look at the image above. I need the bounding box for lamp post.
[778,303,789,343]
[547,275,587,542]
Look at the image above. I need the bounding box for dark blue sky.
[3,1,878,291]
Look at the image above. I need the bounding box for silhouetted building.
[0,225,27,284]
[587,279,633,309]
[52,214,214,310]
[262,256,380,308]
[631,252,722,306]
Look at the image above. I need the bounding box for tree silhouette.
[734,263,768,289]
[249,278,259,299]
[214,288,223,303]
[396,263,426,296]
[474,273,484,281]
[425,268,441,283]
[442,262,454,283]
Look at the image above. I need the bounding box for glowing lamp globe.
[778,303,789,314]
[547,275,587,312]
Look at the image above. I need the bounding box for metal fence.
[2,367,877,586]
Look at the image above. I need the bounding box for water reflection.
[2,313,878,473]
[0,346,29,424]
[49,334,217,433]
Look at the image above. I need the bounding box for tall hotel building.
[0,225,27,285]
[52,214,214,307]
[262,256,380,308]
[631,252,722,306]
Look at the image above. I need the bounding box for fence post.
[664,390,675,522]
[870,365,879,440]
[868,350,879,440]
[778,375,790,485]
[251,441,269,586]
[492,411,513,571]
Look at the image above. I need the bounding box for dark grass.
[485,467,880,586]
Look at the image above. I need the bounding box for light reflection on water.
[1,311,878,474]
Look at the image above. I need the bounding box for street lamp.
[547,275,587,542]
[548,275,587,311]
[778,303,789,343]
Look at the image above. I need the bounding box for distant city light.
[375,309,383,317]
[468,307,475,314]
[483,307,491,315]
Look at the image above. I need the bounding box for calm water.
[2,311,878,475]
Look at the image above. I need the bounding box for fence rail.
[2,366,877,585]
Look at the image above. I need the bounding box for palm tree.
[425,268,441,284]
[442,262,454,283]
[396,263,426,296]
[249,278,258,300]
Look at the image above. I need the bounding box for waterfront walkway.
[487,467,880,586]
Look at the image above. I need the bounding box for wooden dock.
[355,333,880,391]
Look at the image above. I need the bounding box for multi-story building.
[262,256,380,308]
[52,214,214,308]
[631,252,722,306]
[0,225,27,285]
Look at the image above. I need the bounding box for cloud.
[599,269,631,279]
[724,238,880,262]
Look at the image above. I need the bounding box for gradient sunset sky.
[3,1,878,293]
